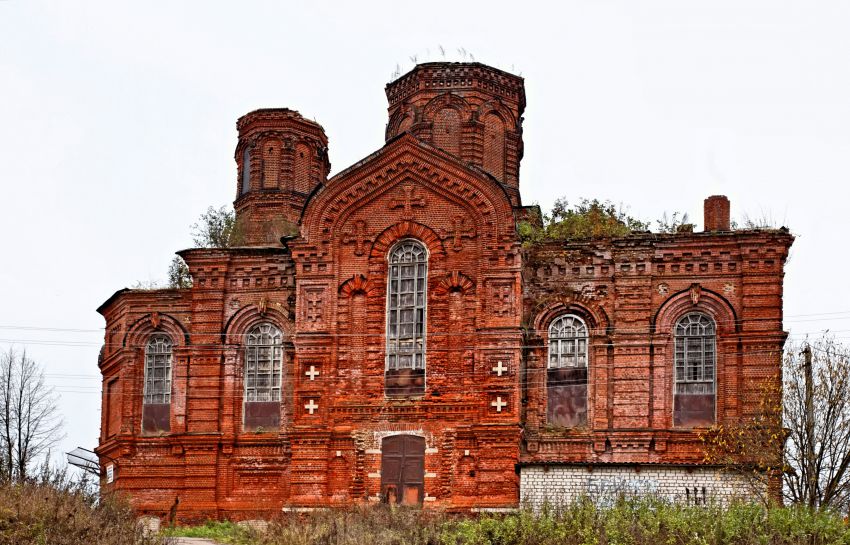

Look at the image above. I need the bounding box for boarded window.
[482,112,505,180]
[142,334,172,434]
[385,240,427,397]
[293,142,312,193]
[547,315,588,427]
[106,378,121,438]
[241,146,252,194]
[262,140,280,189]
[381,435,425,505]
[433,108,461,156]
[243,323,283,430]
[673,313,716,427]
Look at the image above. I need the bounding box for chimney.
[703,195,730,232]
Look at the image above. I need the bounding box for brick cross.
[304,399,318,415]
[390,183,425,219]
[491,396,507,412]
[491,360,507,377]
[492,284,513,317]
[305,365,319,380]
[444,215,476,251]
[342,219,372,256]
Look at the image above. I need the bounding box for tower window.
[143,334,173,404]
[241,146,251,194]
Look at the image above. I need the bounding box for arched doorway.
[381,435,425,505]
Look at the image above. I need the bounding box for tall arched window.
[142,334,172,433]
[547,315,588,427]
[673,312,716,427]
[243,323,283,430]
[240,146,252,194]
[385,239,428,396]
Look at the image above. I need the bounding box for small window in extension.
[546,314,588,428]
[673,312,716,427]
[142,334,172,434]
[385,239,428,397]
[243,323,283,431]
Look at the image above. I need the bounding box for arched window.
[144,334,173,404]
[244,323,283,402]
[673,312,716,426]
[240,146,252,194]
[547,314,589,427]
[548,315,588,368]
[142,334,172,433]
[385,239,428,396]
[243,323,283,431]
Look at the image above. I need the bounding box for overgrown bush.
[518,198,649,245]
[0,470,169,545]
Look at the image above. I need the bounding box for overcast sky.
[1,1,849,464]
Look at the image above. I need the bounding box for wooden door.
[381,435,425,505]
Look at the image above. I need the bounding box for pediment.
[299,134,516,250]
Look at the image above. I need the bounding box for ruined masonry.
[95,62,793,521]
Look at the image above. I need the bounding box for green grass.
[161,500,850,545]
[161,520,252,543]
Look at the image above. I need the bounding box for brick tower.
[384,62,525,204]
[234,109,330,245]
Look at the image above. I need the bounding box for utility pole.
[802,343,817,509]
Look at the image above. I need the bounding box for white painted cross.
[304,399,318,415]
[491,396,507,412]
[492,360,507,377]
[305,365,319,380]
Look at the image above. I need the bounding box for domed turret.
[234,109,330,245]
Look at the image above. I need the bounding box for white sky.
[1,0,849,463]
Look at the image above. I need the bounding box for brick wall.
[520,465,760,508]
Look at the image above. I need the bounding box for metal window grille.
[244,323,283,402]
[143,334,173,404]
[548,315,588,368]
[386,240,428,370]
[674,313,716,394]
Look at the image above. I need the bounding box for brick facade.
[94,62,793,521]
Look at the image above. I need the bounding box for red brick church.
[95,62,793,519]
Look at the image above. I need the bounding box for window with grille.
[674,313,716,395]
[244,323,283,402]
[548,315,588,368]
[143,334,173,404]
[386,240,428,371]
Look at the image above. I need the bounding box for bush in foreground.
[166,499,850,545]
[0,476,169,545]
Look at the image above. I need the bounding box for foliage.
[0,467,169,545]
[518,198,649,244]
[0,348,64,482]
[655,211,694,234]
[784,337,850,511]
[166,501,850,545]
[702,334,850,514]
[191,205,245,248]
[167,256,192,289]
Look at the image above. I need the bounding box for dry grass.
[0,474,170,545]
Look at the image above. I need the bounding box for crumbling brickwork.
[95,62,793,521]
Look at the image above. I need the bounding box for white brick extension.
[520,465,760,508]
